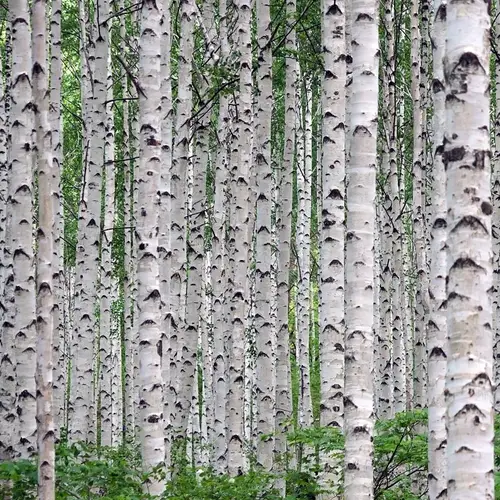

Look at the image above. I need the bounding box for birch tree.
[254,0,275,471]
[70,0,109,443]
[343,0,379,496]
[444,1,494,497]
[427,0,447,496]
[319,0,346,491]
[32,0,55,496]
[10,0,37,458]
[136,0,165,492]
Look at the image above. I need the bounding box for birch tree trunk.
[211,0,231,472]
[226,0,254,474]
[254,0,275,471]
[275,0,296,479]
[319,0,346,491]
[136,0,165,493]
[344,0,379,496]
[32,0,55,496]
[411,0,427,409]
[70,0,109,443]
[444,1,494,497]
[158,0,174,472]
[120,0,135,441]
[296,78,313,433]
[0,18,13,461]
[320,0,346,430]
[49,0,64,435]
[427,1,447,497]
[493,1,500,413]
[388,0,406,412]
[377,0,394,418]
[10,0,37,458]
[170,0,195,451]
[99,53,116,447]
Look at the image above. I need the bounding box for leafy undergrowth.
[1,410,497,499]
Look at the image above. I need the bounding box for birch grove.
[0,1,497,499]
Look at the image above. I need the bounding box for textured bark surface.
[296,78,312,431]
[319,0,346,442]
[319,0,348,489]
[0,19,14,461]
[32,0,56,496]
[275,0,296,481]
[493,2,500,414]
[377,0,394,419]
[70,0,108,443]
[427,1,447,498]
[10,0,37,458]
[343,0,379,496]
[136,0,165,493]
[100,51,116,448]
[411,0,427,409]
[254,0,275,472]
[170,0,195,448]
[444,1,494,498]
[49,0,64,437]
[226,0,253,474]
[210,0,232,472]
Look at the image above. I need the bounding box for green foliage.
[163,467,280,500]
[5,410,500,499]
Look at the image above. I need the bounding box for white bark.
[32,0,55,496]
[136,0,165,493]
[10,0,37,458]
[49,0,64,437]
[226,0,254,474]
[427,1,447,497]
[275,0,296,477]
[159,0,173,471]
[99,50,116,447]
[296,78,313,431]
[70,0,108,443]
[319,0,346,437]
[343,0,379,496]
[444,2,494,498]
[254,0,275,472]
[211,0,231,471]
[411,0,427,409]
[170,0,194,448]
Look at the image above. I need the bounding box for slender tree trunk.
[70,0,109,443]
[99,52,116,447]
[170,0,195,451]
[121,0,135,441]
[159,0,173,471]
[49,0,64,437]
[10,0,37,458]
[319,0,346,488]
[275,0,296,482]
[0,17,13,462]
[388,0,406,412]
[296,77,313,433]
[444,1,494,497]
[343,0,379,496]
[226,0,254,474]
[32,0,55,496]
[411,0,427,409]
[136,0,165,493]
[427,1,447,497]
[493,2,500,413]
[211,0,231,472]
[254,0,275,472]
[378,0,394,418]
[319,0,346,439]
